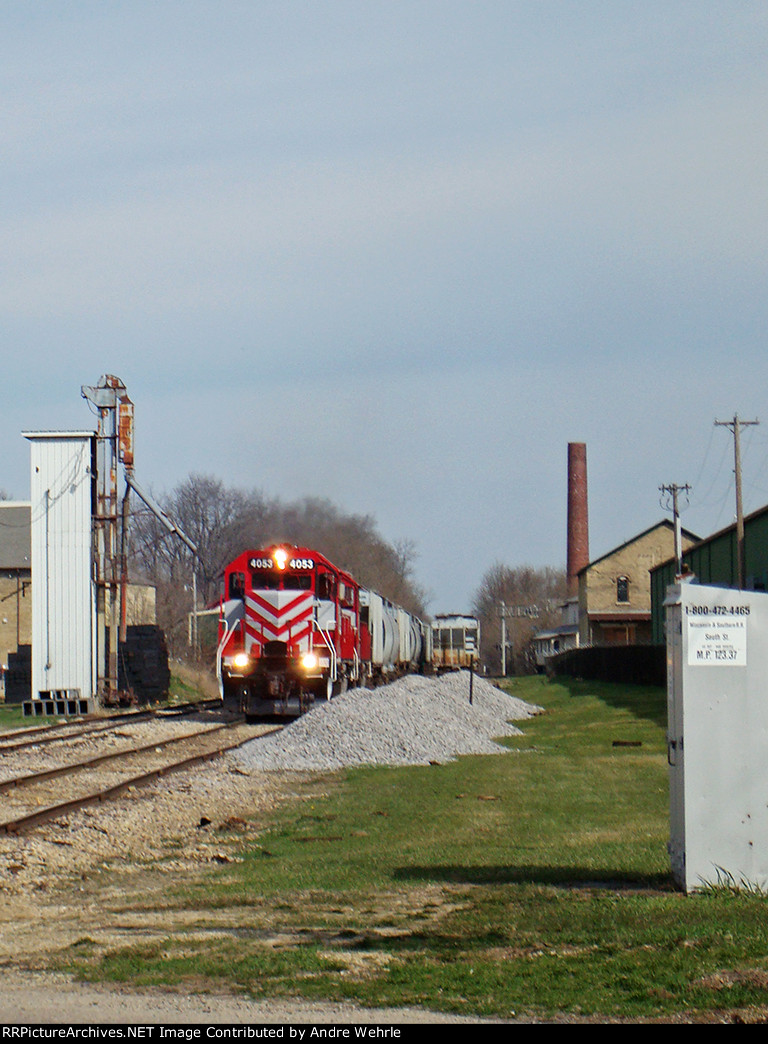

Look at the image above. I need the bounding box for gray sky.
[3,1,768,612]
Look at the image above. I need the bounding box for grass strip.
[61,675,768,1021]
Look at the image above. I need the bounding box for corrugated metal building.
[650,503,768,643]
[24,432,95,712]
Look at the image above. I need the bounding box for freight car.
[430,614,481,672]
[216,544,427,719]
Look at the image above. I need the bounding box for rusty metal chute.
[81,375,199,704]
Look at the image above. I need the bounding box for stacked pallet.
[118,626,171,705]
[4,645,31,704]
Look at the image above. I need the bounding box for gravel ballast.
[233,670,542,771]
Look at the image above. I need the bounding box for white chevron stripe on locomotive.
[245,590,313,646]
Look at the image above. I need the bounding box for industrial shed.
[650,502,768,644]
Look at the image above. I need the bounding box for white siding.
[25,433,95,701]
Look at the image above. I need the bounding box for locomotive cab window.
[251,570,279,589]
[228,572,245,599]
[317,572,337,600]
[283,574,312,590]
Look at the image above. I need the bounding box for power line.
[659,483,691,575]
[715,414,759,589]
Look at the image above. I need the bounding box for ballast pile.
[232,671,542,772]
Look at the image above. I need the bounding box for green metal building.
[650,503,768,643]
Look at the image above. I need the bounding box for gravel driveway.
[0,970,501,1024]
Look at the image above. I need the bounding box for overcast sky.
[3,1,768,612]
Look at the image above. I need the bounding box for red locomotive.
[217,544,426,718]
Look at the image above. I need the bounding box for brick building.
[0,502,31,669]
[578,520,699,646]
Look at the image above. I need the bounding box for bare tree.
[129,475,269,654]
[473,562,566,675]
[129,476,429,657]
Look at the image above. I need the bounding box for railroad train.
[216,544,479,719]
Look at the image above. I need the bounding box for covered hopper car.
[216,544,428,719]
[430,614,480,672]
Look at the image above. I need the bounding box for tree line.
[472,562,567,675]
[127,471,565,673]
[128,473,428,657]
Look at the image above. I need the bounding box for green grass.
[0,666,209,727]
[60,675,768,1021]
[166,671,205,704]
[0,703,59,729]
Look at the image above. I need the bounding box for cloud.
[3,1,768,609]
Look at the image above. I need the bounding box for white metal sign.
[686,609,748,666]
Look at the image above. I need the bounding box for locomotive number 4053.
[250,557,315,570]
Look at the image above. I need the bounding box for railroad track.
[0,698,230,754]
[0,716,278,835]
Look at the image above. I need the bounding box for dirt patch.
[0,755,500,1024]
[0,969,492,1024]
[0,745,754,1026]
[0,755,293,952]
[696,969,768,992]
[0,759,288,1008]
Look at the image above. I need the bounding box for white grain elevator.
[22,375,137,715]
[24,431,96,714]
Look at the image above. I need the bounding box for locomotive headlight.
[232,652,250,669]
[274,547,288,570]
[301,652,319,670]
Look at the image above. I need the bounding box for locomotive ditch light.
[301,651,319,670]
[233,652,251,669]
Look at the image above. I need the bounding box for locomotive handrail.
[315,626,338,683]
[216,625,235,699]
[216,599,245,699]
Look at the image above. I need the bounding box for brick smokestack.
[567,442,589,597]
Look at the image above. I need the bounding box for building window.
[617,576,629,603]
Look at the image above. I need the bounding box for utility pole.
[500,601,506,677]
[715,414,759,589]
[499,602,540,677]
[659,483,691,576]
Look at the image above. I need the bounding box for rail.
[0,699,226,754]
[0,721,243,793]
[0,721,279,835]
